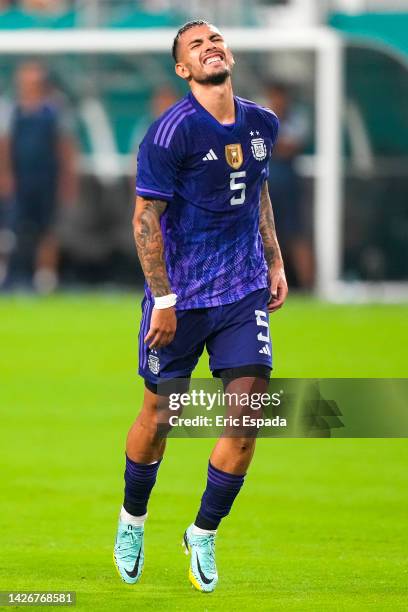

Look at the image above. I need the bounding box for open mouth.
[203,54,224,66]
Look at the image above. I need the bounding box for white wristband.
[154,293,177,309]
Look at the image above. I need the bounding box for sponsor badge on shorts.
[148,352,160,375]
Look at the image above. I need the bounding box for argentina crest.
[148,351,160,375]
[225,143,243,169]
[251,137,267,161]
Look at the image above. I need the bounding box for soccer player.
[113,20,288,592]
[0,62,77,292]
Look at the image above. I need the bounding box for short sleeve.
[261,108,279,181]
[264,108,279,147]
[136,122,185,201]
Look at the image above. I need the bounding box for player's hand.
[144,306,177,349]
[267,264,288,313]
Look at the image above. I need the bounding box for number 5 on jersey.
[230,171,247,206]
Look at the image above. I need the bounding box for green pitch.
[1,295,407,610]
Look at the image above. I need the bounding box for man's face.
[175,24,234,85]
[16,63,46,99]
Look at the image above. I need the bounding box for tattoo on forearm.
[259,181,283,268]
[134,198,172,297]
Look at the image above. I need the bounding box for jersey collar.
[188,92,242,136]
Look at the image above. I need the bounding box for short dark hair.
[172,20,210,63]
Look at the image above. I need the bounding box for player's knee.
[231,436,256,455]
[141,391,176,419]
[137,388,180,439]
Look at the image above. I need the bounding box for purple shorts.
[138,288,272,385]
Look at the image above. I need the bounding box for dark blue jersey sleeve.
[261,108,279,180]
[263,107,279,148]
[136,122,185,201]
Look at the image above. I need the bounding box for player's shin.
[122,454,162,523]
[194,461,246,532]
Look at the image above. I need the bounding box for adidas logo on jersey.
[203,149,218,161]
[259,345,271,356]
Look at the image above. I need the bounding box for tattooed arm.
[133,196,177,348]
[259,181,288,312]
[133,196,171,296]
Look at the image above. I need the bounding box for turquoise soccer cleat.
[113,521,144,585]
[182,525,218,593]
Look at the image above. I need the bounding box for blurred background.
[0,0,407,299]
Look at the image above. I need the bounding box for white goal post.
[0,27,344,301]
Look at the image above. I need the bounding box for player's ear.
[175,62,191,81]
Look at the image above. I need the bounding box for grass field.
[1,294,407,611]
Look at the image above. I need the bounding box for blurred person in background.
[0,96,15,286]
[0,61,78,292]
[21,0,69,13]
[149,85,180,124]
[1,0,76,11]
[266,81,314,290]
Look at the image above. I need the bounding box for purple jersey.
[136,92,279,310]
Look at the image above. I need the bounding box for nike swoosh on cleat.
[125,547,142,578]
[196,553,213,585]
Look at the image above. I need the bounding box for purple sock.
[195,462,245,530]
[123,454,162,517]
